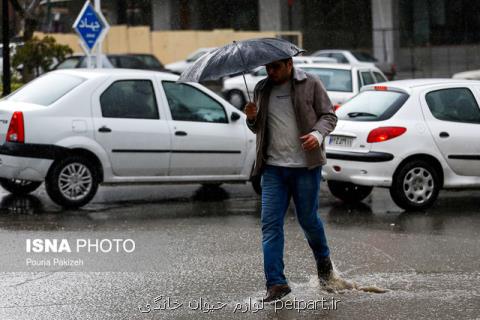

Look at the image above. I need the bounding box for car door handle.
[175,131,187,136]
[98,126,112,133]
[439,131,449,138]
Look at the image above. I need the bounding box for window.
[186,49,212,62]
[162,82,227,123]
[425,88,480,123]
[117,0,152,27]
[330,53,349,64]
[373,71,388,83]
[300,67,353,92]
[7,73,85,106]
[336,90,409,121]
[110,56,145,69]
[400,0,480,46]
[134,55,163,69]
[360,71,376,86]
[352,51,378,62]
[100,80,159,119]
[54,57,81,69]
[254,68,267,77]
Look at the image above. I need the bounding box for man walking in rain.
[244,57,337,302]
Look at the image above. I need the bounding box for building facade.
[33,0,480,78]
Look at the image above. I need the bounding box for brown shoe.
[317,256,333,285]
[262,284,291,303]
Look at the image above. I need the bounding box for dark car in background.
[129,53,165,71]
[52,53,166,71]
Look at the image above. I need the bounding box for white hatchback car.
[0,69,258,207]
[323,79,480,211]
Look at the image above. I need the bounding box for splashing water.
[322,262,389,294]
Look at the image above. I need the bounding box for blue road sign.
[73,2,107,51]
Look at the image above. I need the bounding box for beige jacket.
[246,67,338,176]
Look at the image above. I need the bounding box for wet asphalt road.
[0,182,479,320]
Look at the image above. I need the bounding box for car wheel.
[45,156,99,208]
[389,160,440,211]
[327,180,373,203]
[227,90,246,110]
[251,175,261,195]
[0,179,42,195]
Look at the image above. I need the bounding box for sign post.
[72,1,109,68]
[94,0,102,68]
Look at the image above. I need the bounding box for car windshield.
[109,56,145,69]
[135,55,163,68]
[300,67,352,92]
[352,52,378,62]
[6,73,85,106]
[186,50,211,62]
[54,57,81,69]
[336,90,409,121]
[254,67,267,76]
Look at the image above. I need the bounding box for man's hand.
[300,133,320,151]
[244,102,257,121]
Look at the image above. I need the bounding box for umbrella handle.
[242,72,252,103]
[233,40,252,103]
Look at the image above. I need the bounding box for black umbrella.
[178,38,305,101]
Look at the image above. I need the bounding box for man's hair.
[281,57,293,64]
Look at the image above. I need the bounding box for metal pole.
[46,0,52,32]
[94,0,102,68]
[2,0,11,97]
[233,41,251,102]
[241,72,251,102]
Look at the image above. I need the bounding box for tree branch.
[9,0,25,17]
[9,0,41,19]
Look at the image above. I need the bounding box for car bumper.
[323,150,396,187]
[0,142,66,181]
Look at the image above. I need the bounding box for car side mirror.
[230,112,241,122]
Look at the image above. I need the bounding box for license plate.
[328,135,353,147]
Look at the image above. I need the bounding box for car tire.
[45,156,99,208]
[0,179,42,195]
[327,180,373,203]
[389,160,440,211]
[251,175,261,195]
[226,90,247,110]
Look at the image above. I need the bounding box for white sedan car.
[222,63,387,109]
[452,69,480,80]
[165,48,216,75]
[312,49,397,80]
[0,69,258,207]
[323,79,480,211]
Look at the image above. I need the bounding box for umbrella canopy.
[178,38,305,83]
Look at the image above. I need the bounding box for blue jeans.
[261,165,330,288]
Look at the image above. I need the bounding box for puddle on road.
[236,268,479,310]
[231,272,391,313]
[324,270,389,294]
